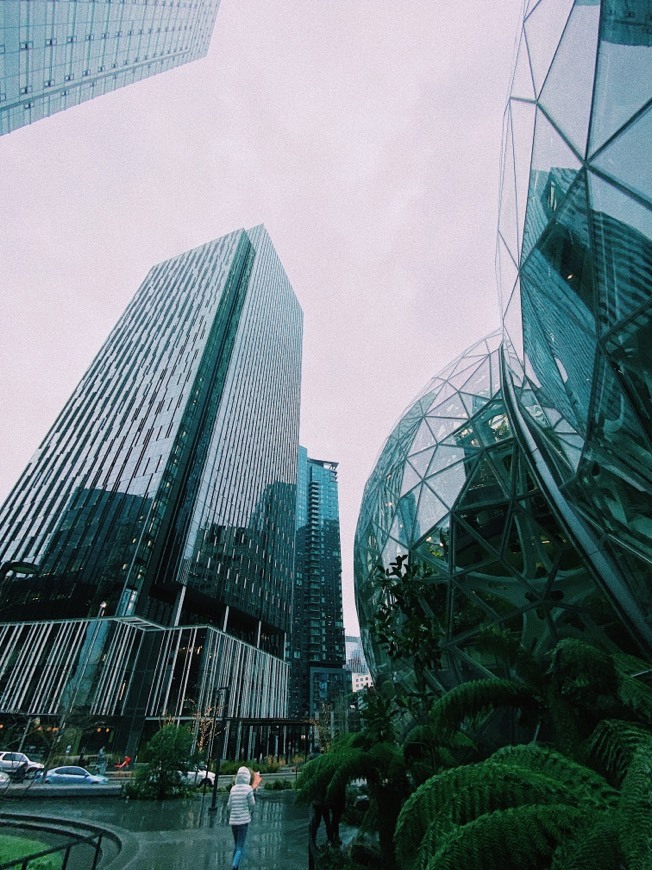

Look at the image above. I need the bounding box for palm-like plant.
[392,636,652,869]
[297,728,408,868]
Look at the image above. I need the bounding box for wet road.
[2,790,312,869]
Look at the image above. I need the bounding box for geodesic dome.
[354,333,630,692]
[497,0,652,628]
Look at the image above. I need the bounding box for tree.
[129,724,192,800]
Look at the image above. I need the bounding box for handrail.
[0,831,102,869]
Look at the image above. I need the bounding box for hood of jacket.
[235,766,251,785]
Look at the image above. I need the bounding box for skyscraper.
[289,448,346,718]
[0,0,221,135]
[0,225,303,753]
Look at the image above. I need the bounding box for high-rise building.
[0,225,303,754]
[345,635,372,692]
[289,448,346,718]
[0,0,221,135]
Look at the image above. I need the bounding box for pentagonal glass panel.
[499,111,520,261]
[588,171,652,330]
[400,463,422,496]
[590,7,652,153]
[519,271,591,435]
[410,419,435,454]
[510,99,537,255]
[524,0,574,95]
[426,462,469,509]
[406,446,435,479]
[458,360,493,399]
[422,379,456,410]
[511,28,536,100]
[448,359,484,392]
[381,536,407,566]
[428,393,470,421]
[497,234,519,314]
[413,528,450,572]
[539,1,600,157]
[416,483,449,532]
[427,444,469,476]
[555,431,584,471]
[428,416,466,443]
[458,456,509,508]
[522,109,582,261]
[592,104,652,206]
[604,307,652,438]
[474,405,513,446]
[503,282,524,362]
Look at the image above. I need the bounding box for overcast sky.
[0,0,522,634]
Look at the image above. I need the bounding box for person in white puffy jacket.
[227,766,261,869]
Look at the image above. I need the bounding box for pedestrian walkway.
[2,791,310,869]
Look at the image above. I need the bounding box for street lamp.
[209,685,230,813]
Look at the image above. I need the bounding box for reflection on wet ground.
[2,791,312,869]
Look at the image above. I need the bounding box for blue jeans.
[231,823,248,869]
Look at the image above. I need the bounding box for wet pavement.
[1,790,313,869]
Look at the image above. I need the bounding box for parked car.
[0,751,44,778]
[42,766,109,785]
[179,765,215,788]
[0,771,10,786]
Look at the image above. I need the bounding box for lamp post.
[209,685,230,813]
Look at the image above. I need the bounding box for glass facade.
[0,226,302,748]
[354,334,638,693]
[289,447,346,718]
[0,0,221,135]
[355,0,651,694]
[498,0,652,630]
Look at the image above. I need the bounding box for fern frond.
[410,769,590,869]
[588,718,652,783]
[613,660,652,722]
[618,741,652,870]
[491,744,618,806]
[551,812,621,870]
[428,678,538,734]
[426,804,589,870]
[395,745,615,867]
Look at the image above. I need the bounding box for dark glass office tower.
[289,448,346,718]
[0,226,302,751]
[0,0,221,135]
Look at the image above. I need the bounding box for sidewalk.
[1,790,311,869]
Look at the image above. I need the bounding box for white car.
[0,751,44,778]
[179,765,215,787]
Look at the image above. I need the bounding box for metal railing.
[0,831,103,870]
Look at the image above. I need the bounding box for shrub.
[125,724,193,800]
[263,778,294,791]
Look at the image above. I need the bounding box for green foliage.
[588,718,652,783]
[617,740,652,870]
[371,555,443,695]
[296,732,407,869]
[395,744,618,868]
[428,677,539,736]
[550,814,621,870]
[426,804,588,870]
[0,834,63,869]
[263,778,294,790]
[126,723,192,800]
